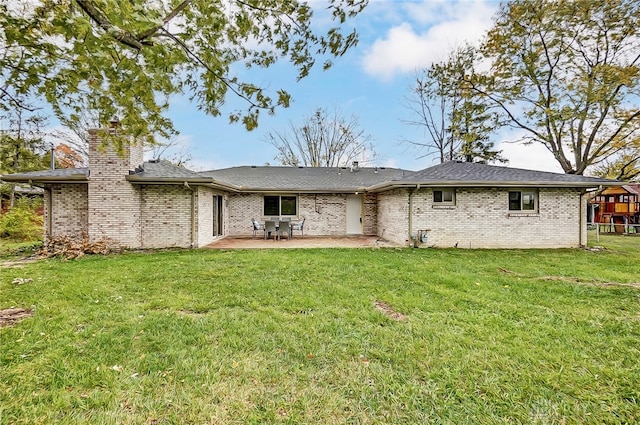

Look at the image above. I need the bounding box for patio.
[205,235,402,249]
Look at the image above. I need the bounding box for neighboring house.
[589,184,640,233]
[1,184,44,212]
[0,128,621,249]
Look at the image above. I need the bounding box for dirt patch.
[1,257,40,269]
[0,308,33,327]
[374,301,407,321]
[539,276,640,289]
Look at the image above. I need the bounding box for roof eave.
[125,175,241,192]
[368,179,624,192]
[236,187,369,193]
[1,175,88,184]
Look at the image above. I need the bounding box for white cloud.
[499,141,564,173]
[361,0,497,80]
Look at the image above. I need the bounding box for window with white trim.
[508,191,537,211]
[264,195,297,216]
[433,189,456,205]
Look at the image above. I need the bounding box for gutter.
[125,175,241,193]
[237,187,369,194]
[0,176,88,184]
[366,179,625,193]
[184,182,196,248]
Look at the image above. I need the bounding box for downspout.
[46,187,52,241]
[579,190,586,247]
[407,184,421,247]
[408,187,414,246]
[184,182,196,248]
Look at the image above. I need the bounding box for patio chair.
[264,220,277,240]
[252,219,264,239]
[291,217,305,238]
[277,220,290,240]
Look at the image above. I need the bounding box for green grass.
[0,239,41,260]
[1,235,639,424]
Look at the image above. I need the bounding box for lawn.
[1,235,639,424]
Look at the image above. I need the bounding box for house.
[0,184,44,212]
[589,184,640,233]
[1,128,622,249]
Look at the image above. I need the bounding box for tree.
[0,0,366,145]
[265,107,377,167]
[0,106,52,207]
[476,0,640,175]
[590,145,640,182]
[54,143,85,169]
[402,45,504,164]
[146,136,193,168]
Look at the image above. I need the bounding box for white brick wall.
[196,186,218,247]
[45,184,89,238]
[87,129,143,248]
[140,185,192,248]
[226,193,377,236]
[363,193,378,235]
[378,187,585,248]
[376,189,410,244]
[39,133,589,251]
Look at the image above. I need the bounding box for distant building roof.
[622,184,640,195]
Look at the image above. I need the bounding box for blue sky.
[162,0,563,173]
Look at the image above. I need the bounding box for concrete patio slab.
[204,236,402,249]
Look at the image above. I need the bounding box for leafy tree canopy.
[0,0,366,145]
[476,0,640,175]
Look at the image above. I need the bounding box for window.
[508,191,537,211]
[264,195,297,216]
[433,189,455,204]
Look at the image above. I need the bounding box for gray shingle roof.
[127,160,209,181]
[198,166,408,191]
[371,161,619,189]
[1,160,621,191]
[0,167,89,182]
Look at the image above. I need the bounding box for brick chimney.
[87,125,143,248]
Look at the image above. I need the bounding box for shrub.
[0,198,44,241]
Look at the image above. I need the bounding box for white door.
[346,195,363,235]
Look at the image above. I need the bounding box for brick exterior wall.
[376,189,410,244]
[226,193,377,237]
[378,187,585,248]
[363,193,378,235]
[44,184,89,238]
[196,186,218,247]
[37,130,588,250]
[140,185,192,248]
[87,129,143,248]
